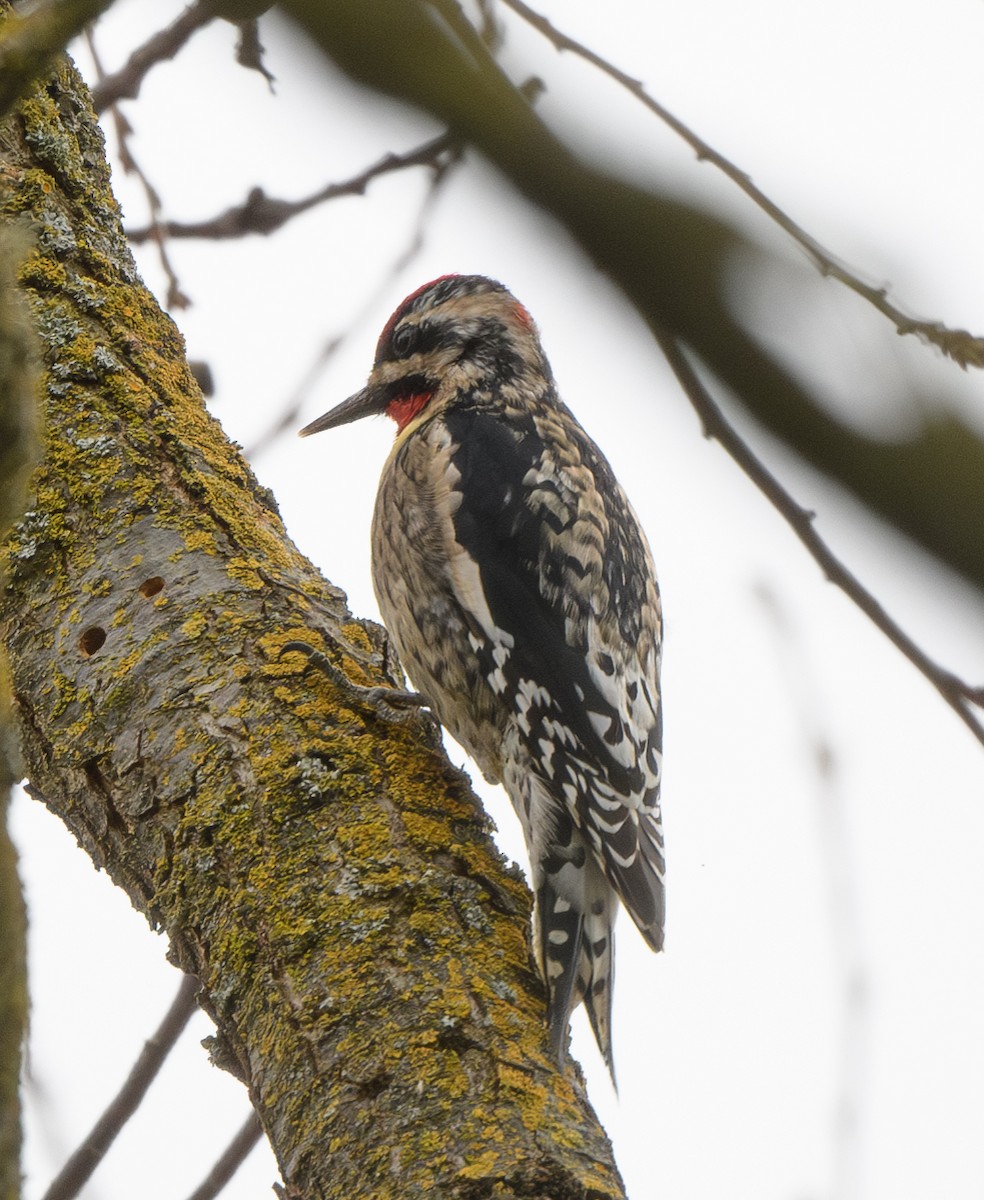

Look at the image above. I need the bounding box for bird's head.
[299,274,549,440]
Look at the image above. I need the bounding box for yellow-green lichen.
[184,530,219,555]
[180,612,208,640]
[226,557,264,590]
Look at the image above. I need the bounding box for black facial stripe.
[382,372,435,402]
[381,318,464,366]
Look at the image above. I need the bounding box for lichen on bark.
[0,38,627,1200]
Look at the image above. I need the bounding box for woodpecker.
[300,275,663,1077]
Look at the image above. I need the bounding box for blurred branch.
[89,0,219,112]
[85,27,191,308]
[183,1113,264,1200]
[233,16,275,87]
[89,2,275,112]
[754,582,867,1200]
[658,333,984,748]
[127,129,459,242]
[0,0,113,118]
[247,135,462,459]
[501,0,984,369]
[41,976,200,1200]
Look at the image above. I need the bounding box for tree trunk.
[0,36,627,1200]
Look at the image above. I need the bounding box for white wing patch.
[448,541,500,641]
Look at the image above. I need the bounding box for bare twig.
[89,1,219,112]
[41,974,200,1200]
[500,0,984,370]
[245,136,462,460]
[84,27,191,308]
[755,582,867,1200]
[126,130,460,243]
[183,1112,265,1200]
[233,17,275,87]
[656,332,984,748]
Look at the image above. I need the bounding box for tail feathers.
[599,805,665,952]
[538,882,583,1057]
[579,913,616,1089]
[536,874,618,1085]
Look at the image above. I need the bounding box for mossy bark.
[0,40,626,1200]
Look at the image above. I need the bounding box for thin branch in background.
[41,974,200,1200]
[84,27,191,310]
[754,581,867,1200]
[500,0,984,370]
[655,332,984,748]
[183,1112,265,1200]
[88,1,219,113]
[476,0,503,48]
[126,130,460,243]
[233,17,275,88]
[245,136,462,460]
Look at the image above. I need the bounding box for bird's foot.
[280,640,429,726]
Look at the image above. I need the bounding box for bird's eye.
[391,324,417,358]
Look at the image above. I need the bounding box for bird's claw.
[280,640,429,726]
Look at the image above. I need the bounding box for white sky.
[10,2,984,1199]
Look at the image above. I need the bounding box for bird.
[299,274,664,1078]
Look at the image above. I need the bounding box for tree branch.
[125,130,459,243]
[87,3,275,113]
[655,332,984,748]
[41,976,201,1200]
[499,0,984,369]
[85,26,191,309]
[89,1,220,113]
[248,138,461,461]
[182,1113,264,1200]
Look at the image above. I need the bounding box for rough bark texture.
[279,0,984,598]
[0,41,626,1200]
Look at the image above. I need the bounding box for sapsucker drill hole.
[138,575,165,598]
[79,626,106,655]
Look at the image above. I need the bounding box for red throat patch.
[387,392,433,433]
